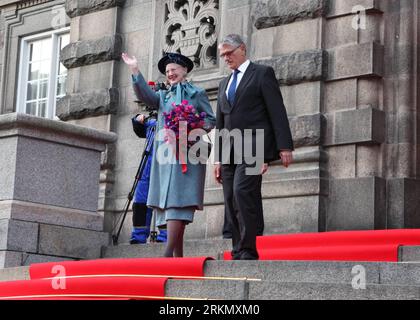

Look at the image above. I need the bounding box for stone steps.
[166,279,420,300]
[399,246,420,262]
[248,281,420,300]
[1,261,420,300]
[102,239,231,259]
[204,260,420,286]
[167,259,420,300]
[69,242,420,300]
[0,267,29,282]
[1,241,420,300]
[3,259,420,286]
[103,238,420,262]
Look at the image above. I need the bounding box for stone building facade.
[0,0,419,249]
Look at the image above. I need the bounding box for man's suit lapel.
[220,75,232,112]
[232,62,255,109]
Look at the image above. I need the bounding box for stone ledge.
[205,260,420,285]
[65,0,126,18]
[0,200,104,232]
[0,251,22,269]
[0,219,39,253]
[0,113,117,151]
[255,49,327,85]
[0,265,29,281]
[166,279,248,300]
[38,224,109,260]
[327,177,386,231]
[205,260,381,284]
[252,0,328,29]
[324,106,385,147]
[102,239,231,259]
[290,113,325,148]
[56,88,119,121]
[60,35,122,69]
[327,0,383,18]
[248,281,420,300]
[398,246,420,262]
[327,42,384,81]
[204,178,328,205]
[20,253,75,266]
[387,178,420,229]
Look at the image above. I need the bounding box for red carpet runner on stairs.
[0,257,210,300]
[224,229,420,261]
[1,229,420,299]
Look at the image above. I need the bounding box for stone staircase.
[1,239,420,300]
[105,241,420,300]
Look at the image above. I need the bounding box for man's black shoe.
[231,251,242,260]
[239,251,259,260]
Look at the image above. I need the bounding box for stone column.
[0,113,117,268]
[323,0,387,230]
[57,0,125,236]
[226,0,419,233]
[321,0,420,230]
[382,0,420,228]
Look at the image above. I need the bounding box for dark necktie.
[228,69,240,106]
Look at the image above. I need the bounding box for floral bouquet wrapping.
[162,100,208,173]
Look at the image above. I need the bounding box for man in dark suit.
[214,34,294,260]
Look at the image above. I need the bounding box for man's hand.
[136,114,146,124]
[261,163,269,175]
[280,150,293,168]
[214,163,222,184]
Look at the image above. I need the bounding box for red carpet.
[30,257,210,279]
[3,229,420,299]
[223,229,420,262]
[0,277,166,300]
[0,257,210,300]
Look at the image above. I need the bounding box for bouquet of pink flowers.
[162,100,208,173]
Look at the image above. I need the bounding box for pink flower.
[163,100,208,151]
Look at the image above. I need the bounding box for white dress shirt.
[225,59,251,98]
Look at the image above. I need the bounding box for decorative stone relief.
[162,0,219,69]
[17,0,51,10]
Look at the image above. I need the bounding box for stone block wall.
[61,0,420,241]
[56,0,127,237]
[0,0,419,247]
[245,0,329,235]
[0,113,116,267]
[324,0,420,230]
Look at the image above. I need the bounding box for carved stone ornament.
[17,0,51,10]
[162,0,219,69]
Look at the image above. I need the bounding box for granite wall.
[0,0,419,246]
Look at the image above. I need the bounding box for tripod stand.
[111,123,156,245]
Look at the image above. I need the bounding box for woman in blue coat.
[122,52,216,257]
